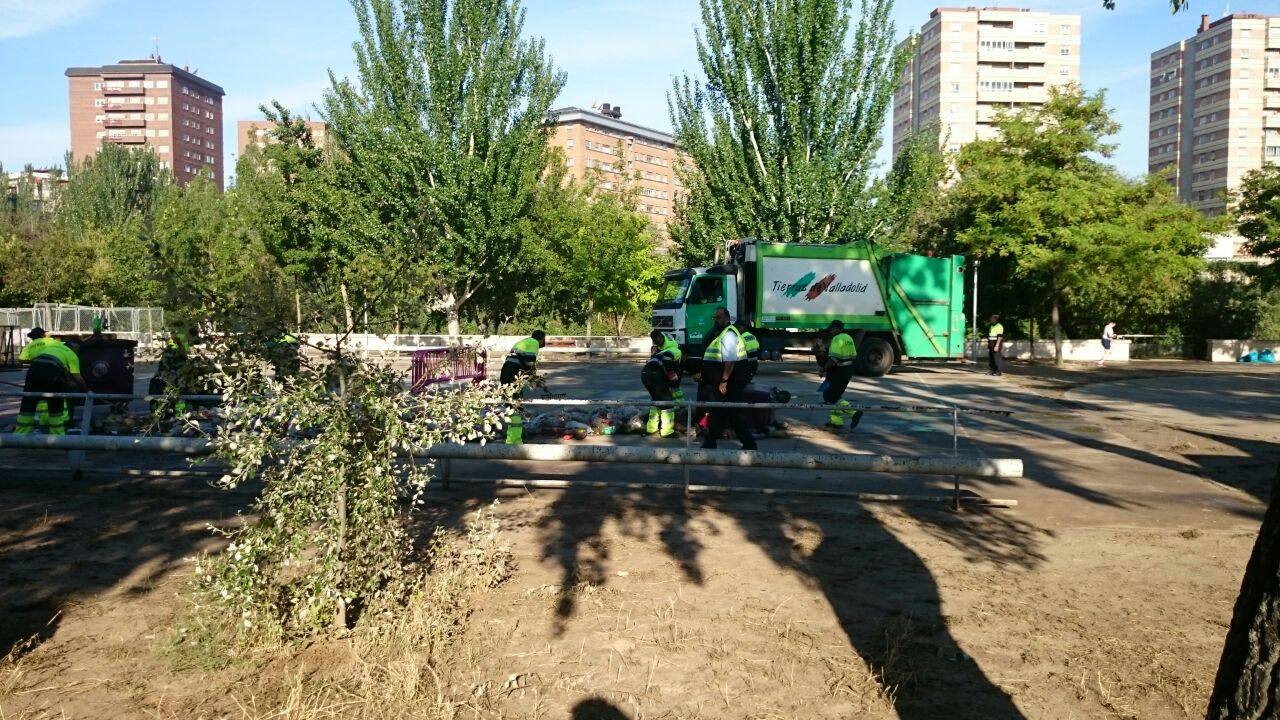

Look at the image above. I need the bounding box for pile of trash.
[1238,349,1277,363]
[522,405,651,440]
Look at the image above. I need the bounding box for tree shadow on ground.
[0,452,245,657]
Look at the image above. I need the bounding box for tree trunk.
[339,282,355,335]
[585,298,594,339]
[1206,466,1280,719]
[1050,281,1063,367]
[442,291,461,337]
[294,290,303,334]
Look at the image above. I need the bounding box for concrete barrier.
[300,333,651,357]
[974,339,1130,363]
[1207,339,1280,363]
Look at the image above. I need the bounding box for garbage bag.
[1260,349,1277,364]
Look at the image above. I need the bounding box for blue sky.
[0,0,1257,182]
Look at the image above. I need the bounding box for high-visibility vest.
[506,337,541,368]
[646,337,683,372]
[703,325,742,363]
[988,323,1004,340]
[828,333,857,365]
[20,338,80,374]
[741,331,761,360]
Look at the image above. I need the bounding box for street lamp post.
[971,259,980,366]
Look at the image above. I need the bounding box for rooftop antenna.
[152,36,160,61]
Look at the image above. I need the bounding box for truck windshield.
[657,275,691,306]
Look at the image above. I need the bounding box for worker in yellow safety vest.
[15,328,87,435]
[500,330,547,444]
[700,307,757,450]
[820,321,864,430]
[642,329,683,437]
[735,320,761,384]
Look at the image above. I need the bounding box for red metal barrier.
[410,346,488,393]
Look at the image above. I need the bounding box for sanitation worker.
[14,328,87,435]
[736,319,762,385]
[987,314,1006,376]
[641,329,683,437]
[820,321,863,431]
[499,329,547,444]
[700,307,756,450]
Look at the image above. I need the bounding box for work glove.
[672,389,685,402]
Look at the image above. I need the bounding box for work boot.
[827,410,845,429]
[14,413,35,435]
[659,408,676,438]
[46,409,70,436]
[646,407,660,435]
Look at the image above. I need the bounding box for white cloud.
[0,121,70,171]
[0,0,108,39]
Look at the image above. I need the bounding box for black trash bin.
[56,335,138,416]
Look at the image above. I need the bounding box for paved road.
[1067,371,1280,441]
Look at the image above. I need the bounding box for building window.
[94,99,105,107]
[1059,67,1069,76]
[951,22,961,32]
[157,80,168,89]
[158,113,168,120]
[159,130,169,137]
[950,43,961,53]
[158,97,167,105]
[143,80,154,89]
[1060,24,1071,35]
[1241,90,1250,101]
[158,145,169,154]
[145,129,156,137]
[1060,47,1070,56]
[93,82,103,90]
[951,82,960,93]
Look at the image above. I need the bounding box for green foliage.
[1235,165,1280,279]
[319,0,565,333]
[669,0,936,263]
[925,86,1213,358]
[191,352,520,642]
[1182,263,1280,341]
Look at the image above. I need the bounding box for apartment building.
[66,57,224,187]
[236,119,329,158]
[1149,13,1280,216]
[892,7,1081,158]
[547,104,682,231]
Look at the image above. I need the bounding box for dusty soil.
[0,360,1272,719]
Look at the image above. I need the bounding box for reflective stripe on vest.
[988,323,1004,340]
[703,325,741,363]
[741,331,761,359]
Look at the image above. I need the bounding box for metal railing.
[409,346,488,392]
[0,389,1021,508]
[0,305,165,345]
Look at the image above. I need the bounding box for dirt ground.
[0,358,1275,719]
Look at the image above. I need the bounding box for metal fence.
[0,305,164,344]
[409,346,489,391]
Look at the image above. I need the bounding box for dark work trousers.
[701,363,756,450]
[20,358,67,420]
[642,367,673,403]
[499,359,529,386]
[987,339,1006,375]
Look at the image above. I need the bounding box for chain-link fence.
[0,304,165,344]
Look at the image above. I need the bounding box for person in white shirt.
[1099,321,1117,367]
[699,306,756,450]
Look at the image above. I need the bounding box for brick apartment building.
[546,104,683,232]
[1149,13,1280,216]
[66,57,225,187]
[892,6,1081,158]
[235,119,329,159]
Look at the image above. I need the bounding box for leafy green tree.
[669,0,937,262]
[933,86,1212,363]
[319,0,565,335]
[1236,165,1280,276]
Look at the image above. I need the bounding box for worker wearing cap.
[736,320,761,385]
[700,307,756,450]
[821,321,863,430]
[499,330,547,444]
[987,314,1005,376]
[14,328,87,435]
[641,329,683,437]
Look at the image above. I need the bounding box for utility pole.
[971,259,980,366]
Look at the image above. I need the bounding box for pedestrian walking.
[1099,321,1116,367]
[699,307,756,450]
[987,314,1006,376]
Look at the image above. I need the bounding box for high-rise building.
[546,104,683,231]
[66,58,224,187]
[892,7,1081,158]
[235,119,329,159]
[1149,13,1280,216]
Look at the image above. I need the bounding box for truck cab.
[651,267,740,352]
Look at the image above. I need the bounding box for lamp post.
[971,259,980,366]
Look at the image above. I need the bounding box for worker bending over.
[499,329,547,444]
[15,328,87,435]
[641,329,683,437]
[821,321,863,431]
[700,308,757,450]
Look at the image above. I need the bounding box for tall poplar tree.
[669,0,926,261]
[321,0,564,335]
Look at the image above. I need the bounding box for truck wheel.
[857,337,894,377]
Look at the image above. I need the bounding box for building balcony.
[103,117,145,128]
[104,135,146,145]
[105,102,145,112]
[102,86,145,96]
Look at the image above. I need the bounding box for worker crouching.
[642,330,683,438]
[15,327,88,435]
[499,330,547,444]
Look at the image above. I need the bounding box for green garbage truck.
[650,239,967,376]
